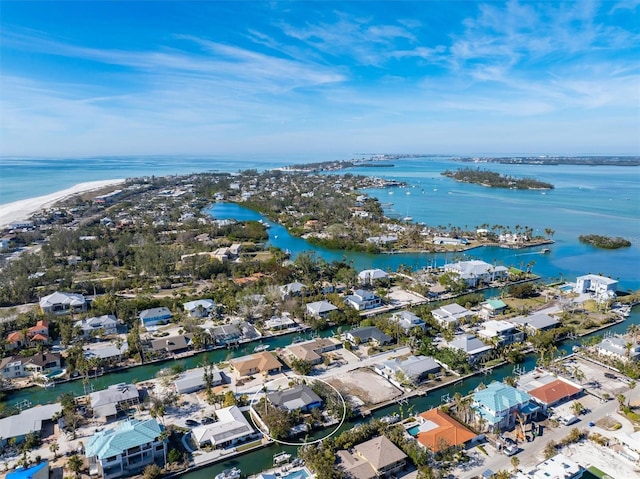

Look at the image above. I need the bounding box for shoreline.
[0,179,126,228]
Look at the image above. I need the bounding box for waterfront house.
[183,299,216,318]
[139,307,172,329]
[509,313,559,335]
[344,289,382,311]
[432,236,466,246]
[480,299,508,319]
[472,382,538,432]
[306,300,338,319]
[517,375,583,413]
[336,435,407,479]
[574,274,618,297]
[230,351,283,378]
[389,310,426,333]
[90,383,140,421]
[346,326,392,347]
[0,403,61,446]
[264,312,298,332]
[444,260,508,287]
[75,315,118,339]
[86,418,166,479]
[280,281,307,299]
[477,320,524,346]
[286,337,342,365]
[191,405,256,449]
[0,356,27,379]
[174,366,222,394]
[150,334,192,355]
[7,461,49,479]
[24,353,61,376]
[595,336,640,362]
[431,304,473,328]
[39,291,87,315]
[446,335,493,364]
[210,323,242,345]
[358,268,389,285]
[267,384,322,412]
[84,341,129,363]
[375,355,441,385]
[412,409,478,452]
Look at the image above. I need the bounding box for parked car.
[201,417,215,424]
[185,419,200,427]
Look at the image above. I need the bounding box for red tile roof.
[528,379,581,405]
[416,409,477,452]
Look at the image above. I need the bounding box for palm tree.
[511,455,520,472]
[49,442,59,459]
[158,429,170,468]
[68,454,83,478]
[571,402,584,416]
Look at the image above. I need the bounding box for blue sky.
[1,1,639,157]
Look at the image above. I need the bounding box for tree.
[571,401,584,416]
[67,454,83,478]
[511,455,520,472]
[223,391,237,407]
[49,442,59,459]
[142,464,162,479]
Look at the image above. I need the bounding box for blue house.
[472,382,539,432]
[7,461,49,479]
[139,307,172,329]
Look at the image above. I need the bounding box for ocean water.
[2,155,639,288]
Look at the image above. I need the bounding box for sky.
[1,1,639,157]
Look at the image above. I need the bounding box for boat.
[273,451,292,466]
[402,216,413,222]
[253,344,270,353]
[215,467,241,479]
[541,248,551,254]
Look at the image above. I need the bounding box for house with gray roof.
[139,307,172,329]
[344,289,382,311]
[375,355,441,385]
[174,366,222,394]
[357,269,389,285]
[389,310,426,333]
[183,299,216,318]
[280,281,307,299]
[596,336,640,362]
[346,326,392,346]
[336,435,407,479]
[431,303,473,328]
[447,335,493,364]
[444,260,508,287]
[267,384,322,412]
[306,300,338,319]
[150,334,192,354]
[89,383,140,421]
[264,312,298,332]
[86,418,166,479]
[210,323,242,345]
[75,315,119,338]
[0,403,61,447]
[39,291,87,315]
[191,405,257,449]
[510,313,559,334]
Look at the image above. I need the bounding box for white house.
[375,355,441,385]
[575,274,618,301]
[39,291,87,315]
[447,335,493,364]
[444,260,508,287]
[344,289,382,311]
[358,269,389,285]
[306,300,338,319]
[280,282,307,299]
[596,336,640,362]
[389,310,426,333]
[174,366,222,394]
[191,405,257,449]
[477,320,524,346]
[431,303,473,328]
[0,356,27,379]
[75,315,118,338]
[183,299,216,318]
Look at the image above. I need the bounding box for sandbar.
[0,179,126,228]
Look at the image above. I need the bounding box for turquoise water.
[407,425,420,436]
[282,470,309,479]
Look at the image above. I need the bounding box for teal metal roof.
[485,299,507,309]
[86,419,163,460]
[473,382,531,414]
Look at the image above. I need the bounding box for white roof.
[40,291,85,307]
[0,403,62,440]
[481,320,516,333]
[90,383,139,417]
[510,313,559,330]
[191,406,254,446]
[183,299,215,312]
[83,341,129,359]
[532,453,582,479]
[174,367,221,393]
[358,269,388,280]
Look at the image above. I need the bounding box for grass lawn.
[587,466,615,479]
[236,439,263,452]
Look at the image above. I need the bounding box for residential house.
[344,289,382,311]
[150,334,192,355]
[412,409,478,452]
[472,382,539,432]
[24,353,61,376]
[517,374,582,413]
[191,405,257,449]
[5,331,27,350]
[389,310,426,333]
[575,274,618,297]
[267,384,322,412]
[210,323,242,345]
[286,337,342,365]
[264,312,298,332]
[90,383,140,421]
[336,435,407,479]
[183,299,216,318]
[444,260,508,287]
[510,313,559,335]
[230,351,283,378]
[0,403,61,446]
[596,336,640,362]
[86,418,166,479]
[529,453,584,479]
[375,355,441,385]
[446,335,493,364]
[306,300,338,319]
[431,304,473,328]
[358,269,389,285]
[39,291,87,315]
[84,341,129,364]
[346,326,393,347]
[75,315,118,339]
[280,281,307,299]
[174,366,222,394]
[139,307,172,329]
[477,320,524,346]
[432,236,467,246]
[7,461,49,479]
[480,299,508,319]
[27,320,50,344]
[0,356,27,379]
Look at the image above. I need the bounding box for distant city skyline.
[1,1,639,157]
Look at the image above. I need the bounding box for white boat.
[402,216,413,222]
[215,467,241,479]
[253,344,270,353]
[273,451,292,466]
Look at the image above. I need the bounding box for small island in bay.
[579,234,631,249]
[442,167,554,190]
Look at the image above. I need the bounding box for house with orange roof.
[5,331,26,350]
[27,320,50,344]
[229,351,283,378]
[517,373,583,413]
[410,409,478,452]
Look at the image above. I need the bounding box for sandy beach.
[0,179,126,228]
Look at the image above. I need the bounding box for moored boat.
[273,451,292,466]
[253,344,271,353]
[215,467,241,479]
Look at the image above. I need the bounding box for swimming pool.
[282,469,309,479]
[559,284,574,292]
[407,425,421,436]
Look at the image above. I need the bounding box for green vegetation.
[578,234,631,249]
[442,167,554,190]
